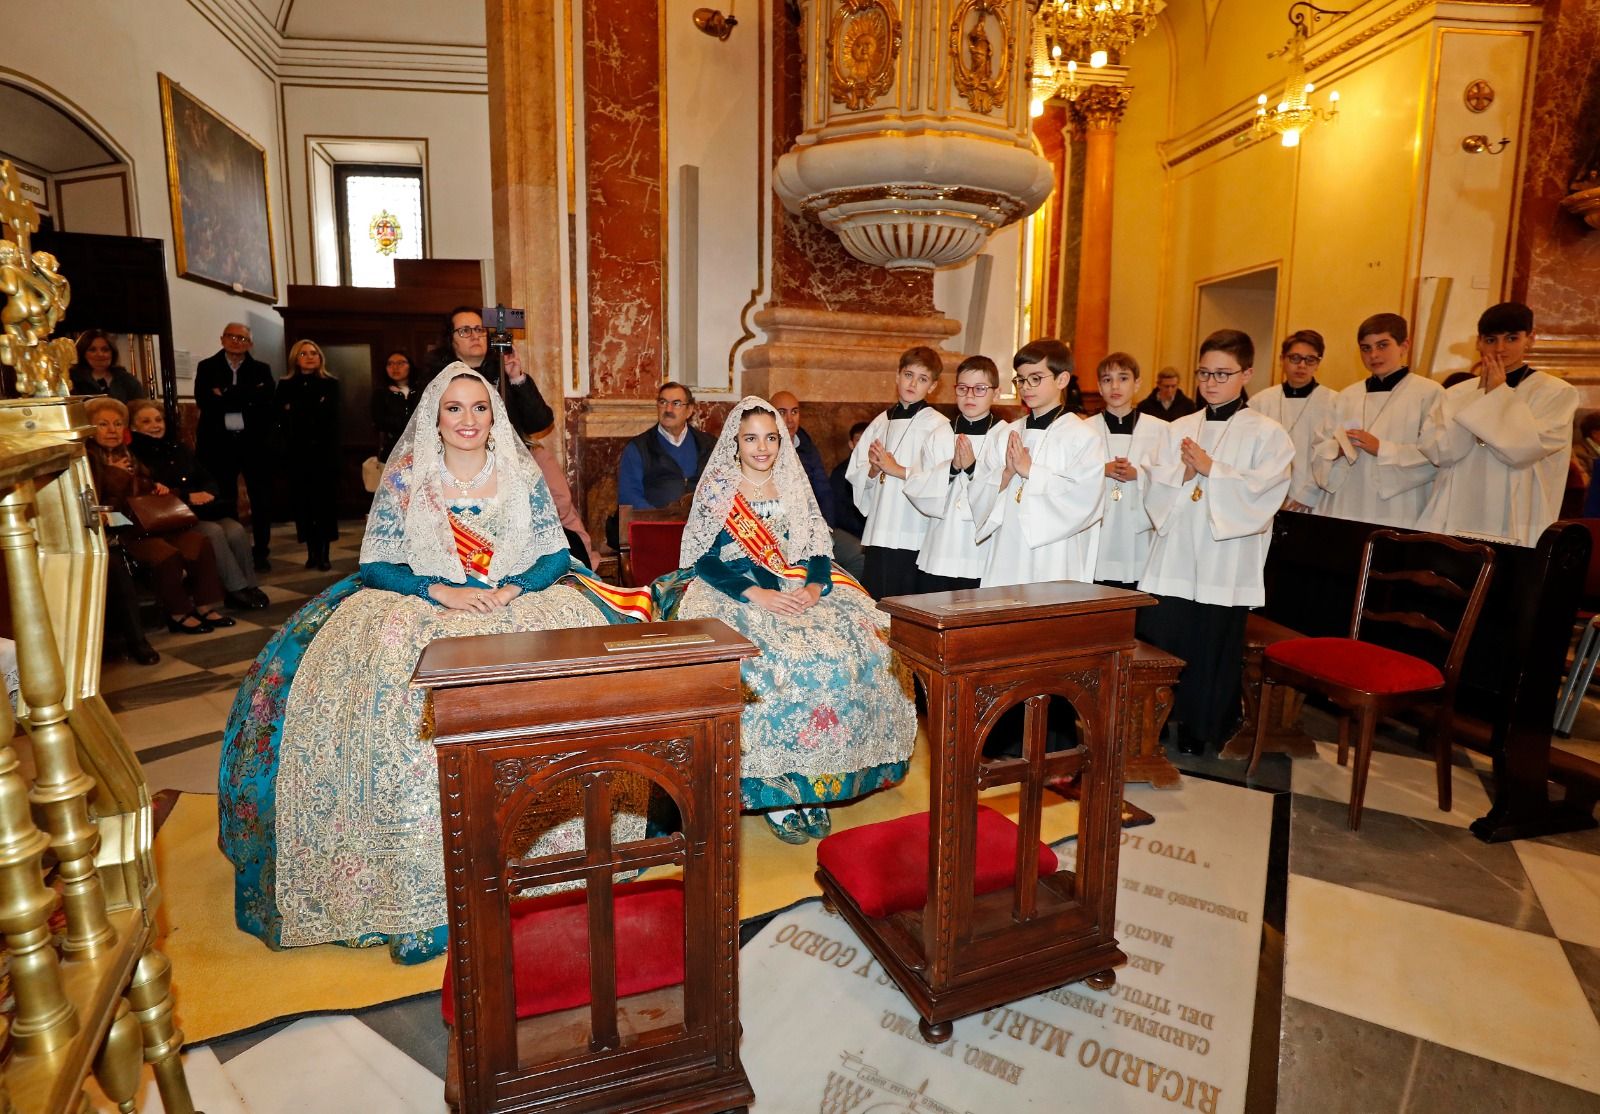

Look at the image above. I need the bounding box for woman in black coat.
[371,349,419,462]
[277,339,341,570]
[70,330,146,401]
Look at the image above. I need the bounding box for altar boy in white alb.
[970,338,1106,588]
[1086,352,1166,589]
[1249,329,1338,513]
[1419,302,1576,546]
[1310,313,1444,527]
[906,356,1006,592]
[1139,330,1294,755]
[846,346,955,598]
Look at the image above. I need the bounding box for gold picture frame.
[157,74,277,303]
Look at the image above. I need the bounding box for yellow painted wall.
[1107,0,1539,396]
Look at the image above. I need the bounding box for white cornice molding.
[185,0,487,91]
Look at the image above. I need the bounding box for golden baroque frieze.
[950,0,1011,114]
[829,0,902,112]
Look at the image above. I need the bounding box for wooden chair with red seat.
[1247,529,1495,830]
[618,500,690,587]
[815,583,1143,1043]
[415,619,757,1114]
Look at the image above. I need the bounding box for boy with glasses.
[969,339,1106,588]
[846,346,955,598]
[1419,301,1575,546]
[1311,313,1444,527]
[1249,330,1337,512]
[1138,330,1294,755]
[1087,352,1165,589]
[907,355,1005,591]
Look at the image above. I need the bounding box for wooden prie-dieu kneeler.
[412,619,758,1114]
[815,583,1149,1042]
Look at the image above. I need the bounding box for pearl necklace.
[441,450,495,492]
[740,470,776,497]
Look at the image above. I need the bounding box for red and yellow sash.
[450,512,494,582]
[725,493,866,595]
[452,510,653,620]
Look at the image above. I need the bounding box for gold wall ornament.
[0,162,74,399]
[1463,79,1495,113]
[950,0,1012,114]
[828,0,901,111]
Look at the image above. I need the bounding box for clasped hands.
[1179,438,1214,483]
[866,439,906,481]
[999,430,1033,489]
[1345,428,1381,455]
[1477,349,1509,392]
[1104,456,1137,482]
[952,434,977,472]
[431,583,523,613]
[747,583,822,616]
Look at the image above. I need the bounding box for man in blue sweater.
[772,391,835,527]
[615,382,714,536]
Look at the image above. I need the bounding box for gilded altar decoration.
[951,0,1011,114]
[828,0,900,111]
[1463,79,1494,113]
[368,209,403,256]
[0,162,74,398]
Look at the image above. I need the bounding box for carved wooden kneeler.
[414,619,758,1114]
[815,583,1149,1042]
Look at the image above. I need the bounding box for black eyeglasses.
[222,333,250,342]
[1282,354,1321,367]
[453,325,489,338]
[1011,372,1052,390]
[1195,369,1243,382]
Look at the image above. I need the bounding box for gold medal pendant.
[1015,484,1023,503]
[1191,486,1204,502]
[1112,487,1123,502]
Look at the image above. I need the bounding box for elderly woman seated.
[84,397,234,636]
[126,398,267,610]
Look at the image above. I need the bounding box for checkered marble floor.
[102,536,1600,1112]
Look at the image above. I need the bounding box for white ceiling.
[243,0,486,47]
[0,85,120,173]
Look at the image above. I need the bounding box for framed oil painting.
[158,74,277,302]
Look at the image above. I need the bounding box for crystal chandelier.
[1254,3,1346,148]
[1027,0,1161,115]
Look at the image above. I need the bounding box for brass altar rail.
[0,159,195,1113]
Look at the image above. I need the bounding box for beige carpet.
[156,738,1117,1044]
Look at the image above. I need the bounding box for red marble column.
[1033,103,1071,339]
[583,0,665,399]
[1512,0,1600,335]
[1070,86,1131,399]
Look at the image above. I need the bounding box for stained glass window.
[336,166,424,287]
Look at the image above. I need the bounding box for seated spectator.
[84,398,234,636]
[372,349,418,462]
[127,399,268,611]
[829,421,869,580]
[70,330,146,401]
[772,391,835,526]
[420,307,554,438]
[612,381,714,545]
[1136,367,1197,421]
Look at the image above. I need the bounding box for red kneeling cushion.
[441,879,684,1024]
[1265,637,1445,695]
[816,806,1060,919]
